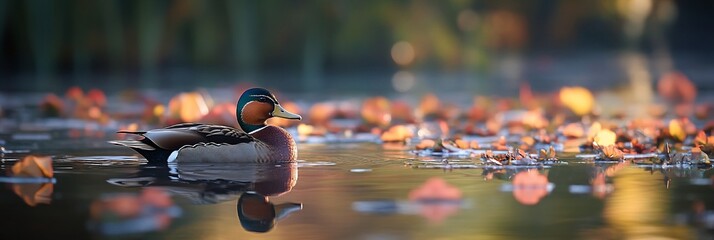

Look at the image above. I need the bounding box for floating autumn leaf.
[380,125,413,143]
[453,139,469,149]
[361,97,391,127]
[167,92,210,123]
[668,119,687,142]
[522,109,549,129]
[695,131,710,146]
[7,156,54,207]
[11,155,53,178]
[559,86,594,116]
[415,139,437,150]
[560,123,584,138]
[512,171,550,205]
[593,129,617,146]
[537,146,557,161]
[599,145,624,161]
[695,131,714,157]
[519,136,535,150]
[657,71,697,104]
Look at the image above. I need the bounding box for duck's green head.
[237,88,302,133]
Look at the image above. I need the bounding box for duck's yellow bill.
[272,104,302,120]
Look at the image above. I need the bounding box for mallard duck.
[111,88,302,163]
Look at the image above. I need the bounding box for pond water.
[1,131,713,240]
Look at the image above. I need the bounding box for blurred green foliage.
[0,0,709,93]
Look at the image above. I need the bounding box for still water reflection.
[0,142,713,239]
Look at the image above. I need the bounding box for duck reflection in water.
[104,161,302,233]
[237,192,302,233]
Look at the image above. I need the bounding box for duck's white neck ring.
[248,125,268,134]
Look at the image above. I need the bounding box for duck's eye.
[258,97,270,103]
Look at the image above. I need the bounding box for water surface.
[1,134,712,239]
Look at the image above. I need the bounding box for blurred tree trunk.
[137,1,164,89]
[102,0,126,90]
[302,2,324,92]
[72,0,91,88]
[27,0,61,91]
[228,0,258,83]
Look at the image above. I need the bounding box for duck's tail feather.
[109,140,155,151]
[109,140,172,165]
[117,130,147,135]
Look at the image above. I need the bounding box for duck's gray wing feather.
[143,124,255,150]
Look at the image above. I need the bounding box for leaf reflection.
[352,177,465,224]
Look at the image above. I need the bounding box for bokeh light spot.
[391,41,415,66]
[392,71,416,92]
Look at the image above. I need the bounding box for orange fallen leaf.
[381,125,413,142]
[415,139,437,150]
[11,155,53,178]
[361,97,391,127]
[561,123,584,138]
[600,145,624,160]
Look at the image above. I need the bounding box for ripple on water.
[297,160,337,167]
[63,156,141,161]
[58,155,143,166]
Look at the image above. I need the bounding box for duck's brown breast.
[251,126,297,161]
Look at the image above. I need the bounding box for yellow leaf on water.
[594,129,617,146]
[559,86,594,116]
[668,119,686,142]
